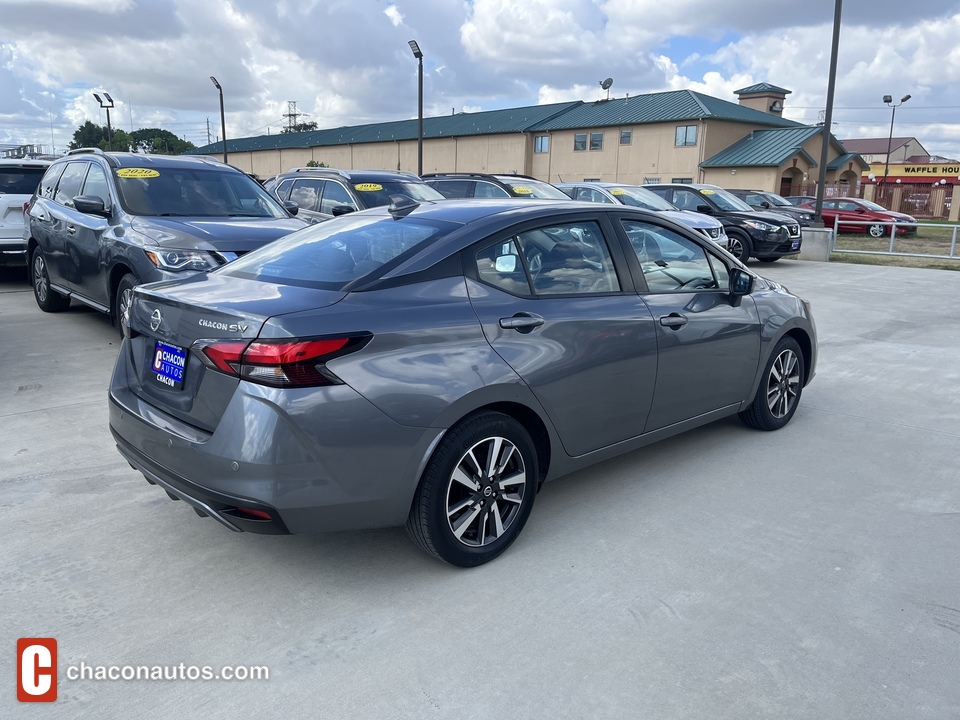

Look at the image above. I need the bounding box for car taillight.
[193,335,370,388]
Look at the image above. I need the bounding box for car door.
[286,178,324,224]
[65,162,115,306]
[818,200,842,231]
[45,161,92,291]
[616,217,761,431]
[465,214,659,457]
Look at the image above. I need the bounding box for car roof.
[275,168,425,182]
[423,173,543,183]
[0,158,52,168]
[58,150,236,171]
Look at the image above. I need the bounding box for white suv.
[1,158,51,267]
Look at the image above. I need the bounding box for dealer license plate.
[149,340,187,391]
[791,241,800,250]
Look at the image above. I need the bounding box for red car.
[800,198,918,237]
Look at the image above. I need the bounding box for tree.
[281,121,318,134]
[305,160,327,167]
[68,122,195,154]
[130,128,195,155]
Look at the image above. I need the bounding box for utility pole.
[283,101,302,132]
[206,117,211,145]
[813,0,842,225]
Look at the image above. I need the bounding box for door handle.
[66,225,77,235]
[499,313,545,331]
[659,313,688,328]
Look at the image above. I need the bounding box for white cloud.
[384,4,404,27]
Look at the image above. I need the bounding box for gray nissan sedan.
[110,198,817,567]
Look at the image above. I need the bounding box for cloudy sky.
[2,0,959,161]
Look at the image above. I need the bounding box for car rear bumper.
[108,354,445,534]
[0,240,27,266]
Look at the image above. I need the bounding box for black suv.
[422,173,571,200]
[264,168,443,224]
[644,183,802,262]
[727,189,815,227]
[26,149,305,328]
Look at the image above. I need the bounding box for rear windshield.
[353,181,444,207]
[220,213,461,289]
[114,166,289,218]
[0,166,46,195]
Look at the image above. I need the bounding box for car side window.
[475,239,533,296]
[53,162,88,208]
[474,181,511,198]
[671,189,701,211]
[274,179,294,201]
[429,180,472,199]
[822,200,836,209]
[516,221,620,296]
[320,181,356,214]
[838,200,859,211]
[621,220,720,293]
[81,164,111,208]
[38,164,65,199]
[288,179,322,212]
[707,253,730,291]
[576,187,614,203]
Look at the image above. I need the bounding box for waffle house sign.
[866,163,960,183]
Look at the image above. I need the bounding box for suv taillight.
[193,335,371,388]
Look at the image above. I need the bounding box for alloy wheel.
[33,253,48,303]
[868,224,885,238]
[445,436,526,547]
[766,348,801,419]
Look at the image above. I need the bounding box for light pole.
[882,93,911,188]
[813,0,841,226]
[210,76,228,163]
[408,40,423,175]
[92,92,114,151]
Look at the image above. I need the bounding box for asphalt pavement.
[1,259,958,719]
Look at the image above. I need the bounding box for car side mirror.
[855,207,865,213]
[495,255,519,273]
[696,204,712,214]
[73,195,110,217]
[282,201,299,216]
[730,268,753,298]
[331,205,356,217]
[760,201,771,209]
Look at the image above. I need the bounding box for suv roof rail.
[422,172,541,181]
[63,147,119,167]
[288,167,352,179]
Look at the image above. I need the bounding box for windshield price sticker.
[354,183,383,192]
[512,187,533,195]
[610,188,626,196]
[151,341,187,390]
[700,189,715,195]
[117,168,161,179]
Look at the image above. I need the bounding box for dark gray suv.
[111,197,817,567]
[26,149,305,328]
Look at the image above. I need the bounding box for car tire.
[406,411,538,567]
[114,273,137,337]
[31,247,70,312]
[868,223,886,238]
[727,231,752,262]
[756,256,780,263]
[739,336,805,431]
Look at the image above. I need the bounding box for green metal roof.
[700,126,827,168]
[528,90,800,132]
[187,101,582,156]
[827,152,869,171]
[734,83,792,96]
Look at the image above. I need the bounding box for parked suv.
[26,149,305,328]
[264,168,444,224]
[422,173,571,200]
[644,183,801,262]
[555,182,729,250]
[727,189,815,226]
[0,158,51,267]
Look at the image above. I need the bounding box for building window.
[671,177,693,184]
[534,135,549,153]
[589,132,603,151]
[675,125,697,146]
[620,129,632,145]
[583,177,601,182]
[643,177,661,185]
[574,133,587,151]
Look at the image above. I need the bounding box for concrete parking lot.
[2,260,958,719]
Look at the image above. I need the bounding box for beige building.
[191,83,866,194]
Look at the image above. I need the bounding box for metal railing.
[831,218,960,260]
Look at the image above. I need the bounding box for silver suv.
[0,158,51,267]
